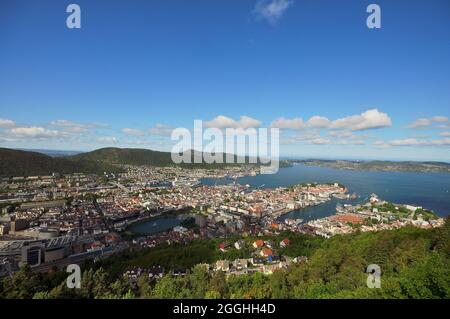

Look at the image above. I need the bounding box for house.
[370,194,379,203]
[251,257,265,266]
[260,248,273,257]
[173,268,189,276]
[234,240,245,250]
[0,224,10,236]
[123,267,143,281]
[218,242,231,252]
[279,238,290,248]
[252,239,264,249]
[215,260,230,272]
[148,266,164,279]
[262,264,282,275]
[233,259,248,270]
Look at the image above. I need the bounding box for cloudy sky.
[0,0,449,161]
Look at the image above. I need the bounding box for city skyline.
[1,0,450,161]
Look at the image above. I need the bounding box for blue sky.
[0,0,449,161]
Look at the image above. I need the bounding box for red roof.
[254,240,264,247]
[330,214,365,224]
[262,248,273,256]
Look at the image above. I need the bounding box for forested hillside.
[1,218,449,299]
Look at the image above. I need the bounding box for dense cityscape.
[1,0,449,306]
[0,164,444,283]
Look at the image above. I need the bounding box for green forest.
[1,217,449,299]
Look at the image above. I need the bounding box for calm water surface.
[202,164,450,222]
[128,215,189,235]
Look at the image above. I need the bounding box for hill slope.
[70,147,260,168]
[0,148,122,177]
[0,147,272,177]
[71,147,173,166]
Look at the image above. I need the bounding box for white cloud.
[306,116,331,128]
[407,118,432,129]
[377,137,450,147]
[271,109,391,132]
[439,131,450,137]
[149,123,175,136]
[49,119,103,133]
[237,115,262,129]
[270,117,304,130]
[10,127,62,138]
[254,0,294,24]
[310,137,331,145]
[122,128,146,137]
[407,116,449,129]
[330,109,392,131]
[205,115,261,129]
[432,116,449,123]
[436,123,450,129]
[389,138,422,146]
[0,118,15,128]
[328,130,353,138]
[348,140,365,145]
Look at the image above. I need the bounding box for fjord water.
[128,215,189,235]
[203,164,450,221]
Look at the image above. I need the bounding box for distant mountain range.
[17,149,83,157]
[292,159,450,173]
[0,147,258,177]
[0,148,122,177]
[2,147,448,177]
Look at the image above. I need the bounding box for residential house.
[234,240,245,250]
[218,242,231,252]
[252,239,264,249]
[279,238,290,248]
[215,260,230,272]
[232,259,248,270]
[260,248,273,257]
[250,257,265,266]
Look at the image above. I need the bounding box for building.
[252,240,264,249]
[44,247,66,263]
[280,238,290,248]
[261,248,273,257]
[234,240,245,250]
[20,242,45,267]
[9,219,29,234]
[232,259,248,270]
[0,223,10,236]
[215,260,230,272]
